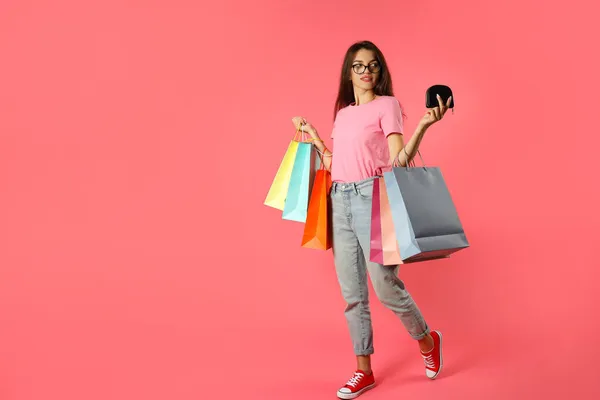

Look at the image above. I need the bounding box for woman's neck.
[354,90,377,106]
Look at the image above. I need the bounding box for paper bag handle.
[393,148,426,170]
[293,125,310,142]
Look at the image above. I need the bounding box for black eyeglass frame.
[352,62,381,74]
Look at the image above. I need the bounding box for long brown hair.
[334,41,396,119]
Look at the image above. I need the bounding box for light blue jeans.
[330,177,430,356]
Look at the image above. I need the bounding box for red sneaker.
[421,330,443,379]
[336,370,376,399]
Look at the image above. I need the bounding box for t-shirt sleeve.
[380,97,404,136]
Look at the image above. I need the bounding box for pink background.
[1,0,599,399]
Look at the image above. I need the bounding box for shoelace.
[346,372,364,388]
[422,352,436,369]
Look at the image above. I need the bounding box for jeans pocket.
[358,185,374,200]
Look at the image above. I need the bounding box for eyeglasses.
[352,62,381,74]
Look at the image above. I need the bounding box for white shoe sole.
[427,330,443,380]
[337,382,376,399]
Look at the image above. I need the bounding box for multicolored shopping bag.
[370,178,402,265]
[264,127,303,210]
[282,133,317,223]
[301,159,332,250]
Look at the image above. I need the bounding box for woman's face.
[350,48,380,91]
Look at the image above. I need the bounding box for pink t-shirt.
[330,96,404,183]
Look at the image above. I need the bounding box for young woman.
[291,41,452,399]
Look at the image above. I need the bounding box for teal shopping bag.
[282,142,317,222]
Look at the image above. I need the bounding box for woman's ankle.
[418,334,434,353]
[357,355,372,374]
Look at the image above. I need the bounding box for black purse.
[426,85,454,111]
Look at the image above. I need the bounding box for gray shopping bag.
[383,156,469,262]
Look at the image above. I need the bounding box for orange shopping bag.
[301,159,332,250]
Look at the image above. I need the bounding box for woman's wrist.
[311,138,327,152]
[309,138,330,156]
[416,122,430,134]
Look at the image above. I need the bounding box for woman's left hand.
[419,94,453,128]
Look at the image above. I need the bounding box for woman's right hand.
[291,116,319,139]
